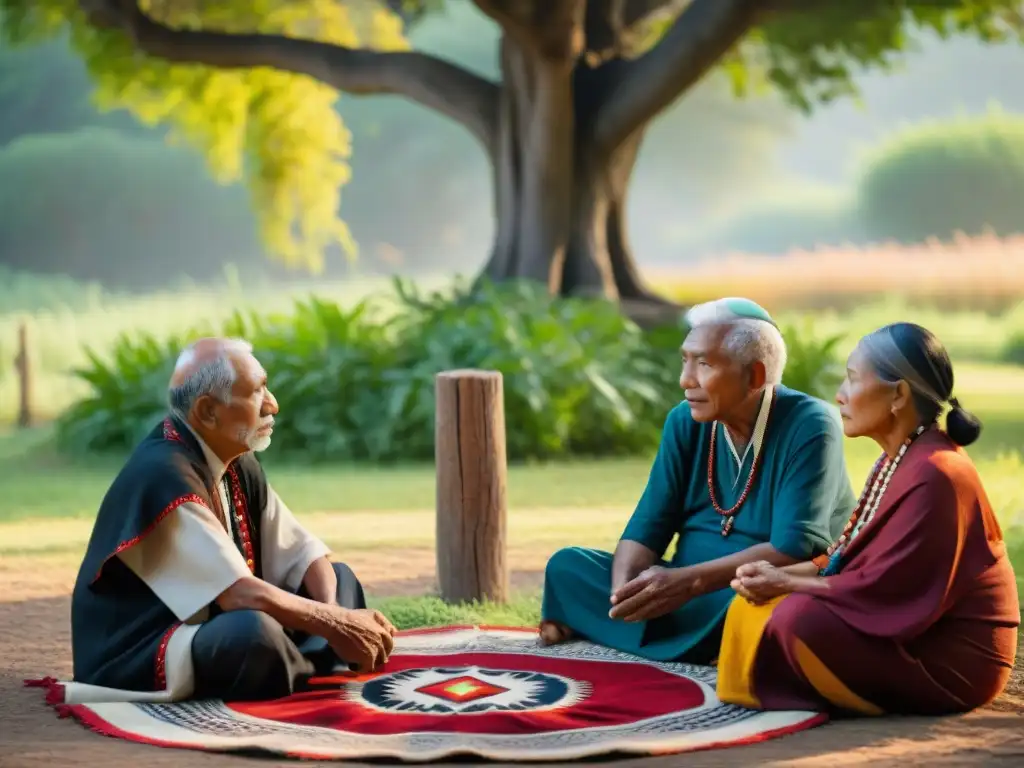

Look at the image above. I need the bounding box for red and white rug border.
[25,624,830,762]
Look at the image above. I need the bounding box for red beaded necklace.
[707,390,777,537]
[825,424,928,559]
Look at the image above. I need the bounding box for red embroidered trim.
[92,494,208,583]
[163,417,182,443]
[154,622,182,690]
[226,465,256,574]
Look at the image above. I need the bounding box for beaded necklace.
[818,424,927,576]
[708,389,777,537]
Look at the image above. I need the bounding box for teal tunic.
[541,385,857,663]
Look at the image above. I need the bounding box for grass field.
[2,237,1024,424]
[2,250,1023,621]
[2,360,1022,616]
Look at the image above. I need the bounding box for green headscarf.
[690,297,778,328]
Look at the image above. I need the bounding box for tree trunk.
[88,0,760,319]
[480,35,675,314]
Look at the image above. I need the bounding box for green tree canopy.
[1,1,1021,299]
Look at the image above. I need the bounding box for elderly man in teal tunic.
[539,297,856,663]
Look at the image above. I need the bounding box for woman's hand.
[731,560,794,605]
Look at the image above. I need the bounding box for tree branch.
[592,0,764,157]
[81,0,500,153]
[583,0,685,64]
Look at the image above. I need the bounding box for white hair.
[684,300,787,385]
[167,338,253,421]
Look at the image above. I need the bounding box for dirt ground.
[1,549,1022,768]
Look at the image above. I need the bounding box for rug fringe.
[24,677,67,706]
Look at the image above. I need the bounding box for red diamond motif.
[415,675,509,703]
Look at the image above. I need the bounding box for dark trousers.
[191,561,366,701]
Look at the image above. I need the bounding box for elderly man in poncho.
[67,338,395,704]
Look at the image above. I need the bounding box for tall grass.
[658,232,1024,312]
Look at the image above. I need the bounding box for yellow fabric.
[715,593,884,716]
[793,638,884,715]
[715,594,789,708]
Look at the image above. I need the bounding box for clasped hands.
[730,560,792,605]
[606,560,794,623]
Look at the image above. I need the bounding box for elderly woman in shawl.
[716,322,1020,716]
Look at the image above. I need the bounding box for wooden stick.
[434,369,509,604]
[15,322,32,428]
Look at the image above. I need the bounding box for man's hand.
[320,607,398,672]
[731,560,794,605]
[608,566,699,622]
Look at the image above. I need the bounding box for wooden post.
[15,321,32,428]
[435,370,509,604]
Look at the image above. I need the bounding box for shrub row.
[685,111,1024,257]
[55,281,845,461]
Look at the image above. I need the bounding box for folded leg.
[191,609,313,701]
[541,547,645,654]
[192,561,370,698]
[719,593,1008,715]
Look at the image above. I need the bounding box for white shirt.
[719,385,774,490]
[116,429,331,623]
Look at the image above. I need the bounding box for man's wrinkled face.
[680,324,755,423]
[210,352,279,453]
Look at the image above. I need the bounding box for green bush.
[55,281,845,460]
[999,330,1024,366]
[779,319,846,401]
[856,112,1024,243]
[0,128,265,289]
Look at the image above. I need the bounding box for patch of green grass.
[372,594,542,631]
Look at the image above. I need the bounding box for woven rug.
[29,626,827,761]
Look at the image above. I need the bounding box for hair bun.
[946,398,982,447]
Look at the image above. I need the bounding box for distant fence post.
[15,321,32,428]
[435,370,509,604]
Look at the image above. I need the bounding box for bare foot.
[538,620,575,646]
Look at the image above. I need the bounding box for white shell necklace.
[820,424,927,575]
